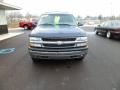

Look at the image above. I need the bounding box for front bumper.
[29,47,88,60]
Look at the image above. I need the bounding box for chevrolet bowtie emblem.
[57,41,63,45]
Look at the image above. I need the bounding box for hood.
[30,25,86,38]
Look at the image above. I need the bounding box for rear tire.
[24,25,29,30]
[106,31,112,39]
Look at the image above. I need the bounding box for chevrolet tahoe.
[28,12,88,62]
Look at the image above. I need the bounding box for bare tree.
[25,12,32,20]
[6,11,23,23]
[98,15,103,23]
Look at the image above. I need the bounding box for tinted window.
[112,21,120,27]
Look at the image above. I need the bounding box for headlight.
[29,37,42,47]
[76,37,88,42]
[30,37,42,42]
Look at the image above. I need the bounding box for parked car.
[94,20,120,39]
[19,18,38,30]
[28,12,88,62]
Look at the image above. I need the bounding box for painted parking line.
[0,48,16,55]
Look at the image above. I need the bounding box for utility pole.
[110,1,113,20]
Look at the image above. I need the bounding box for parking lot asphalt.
[0,27,120,90]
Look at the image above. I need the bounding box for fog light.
[76,43,87,47]
[30,43,42,47]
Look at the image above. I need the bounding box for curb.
[0,32,24,41]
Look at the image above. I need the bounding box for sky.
[4,0,120,17]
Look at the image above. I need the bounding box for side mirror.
[78,22,83,26]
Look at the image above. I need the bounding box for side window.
[113,21,120,27]
[110,22,117,28]
[104,22,110,27]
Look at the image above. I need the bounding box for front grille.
[43,43,75,48]
[42,38,76,48]
[42,38,76,41]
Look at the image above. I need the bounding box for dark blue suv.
[28,12,88,62]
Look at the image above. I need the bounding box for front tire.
[75,56,85,61]
[95,29,99,35]
[106,31,112,39]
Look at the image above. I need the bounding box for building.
[0,0,21,34]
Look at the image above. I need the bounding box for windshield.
[38,14,77,26]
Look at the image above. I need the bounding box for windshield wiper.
[55,24,75,26]
[39,23,75,26]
